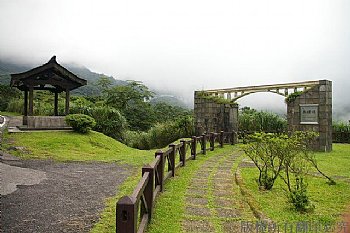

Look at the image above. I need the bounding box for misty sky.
[0,0,349,119]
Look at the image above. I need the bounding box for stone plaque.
[300,104,319,124]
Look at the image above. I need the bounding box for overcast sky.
[0,0,349,119]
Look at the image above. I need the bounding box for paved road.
[0,162,47,195]
[0,115,6,128]
[0,115,133,232]
[1,159,131,233]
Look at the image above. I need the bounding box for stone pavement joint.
[182,151,256,232]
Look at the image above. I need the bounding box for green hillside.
[6,130,154,166]
[150,95,189,109]
[0,61,30,85]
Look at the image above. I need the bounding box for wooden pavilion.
[10,56,87,129]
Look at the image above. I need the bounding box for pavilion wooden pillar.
[23,89,28,125]
[28,86,34,116]
[65,89,70,115]
[54,92,59,116]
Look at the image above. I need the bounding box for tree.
[97,76,113,95]
[124,102,156,131]
[106,81,155,131]
[106,81,154,110]
[152,102,191,123]
[0,84,21,111]
[243,132,288,190]
[244,131,334,212]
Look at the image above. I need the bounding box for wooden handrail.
[116,131,238,233]
[131,172,149,203]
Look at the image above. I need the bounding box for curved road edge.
[0,115,6,128]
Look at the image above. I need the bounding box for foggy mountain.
[0,59,124,94]
[0,59,189,108]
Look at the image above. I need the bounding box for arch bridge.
[202,80,320,101]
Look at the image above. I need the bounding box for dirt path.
[1,159,132,233]
[181,152,256,233]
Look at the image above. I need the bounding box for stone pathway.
[182,152,256,233]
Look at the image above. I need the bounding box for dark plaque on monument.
[300,104,319,124]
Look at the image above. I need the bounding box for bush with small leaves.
[288,177,314,212]
[65,114,96,134]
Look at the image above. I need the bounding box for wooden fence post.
[180,140,186,166]
[201,134,207,155]
[191,136,197,160]
[210,133,215,151]
[155,150,164,192]
[231,131,235,145]
[116,196,137,233]
[169,144,176,177]
[141,165,154,222]
[220,131,224,147]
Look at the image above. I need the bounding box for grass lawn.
[3,130,218,233]
[6,130,349,232]
[4,130,155,166]
[240,143,350,228]
[146,145,242,233]
[93,143,239,233]
[2,130,159,233]
[0,111,21,116]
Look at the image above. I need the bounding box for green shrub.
[333,121,350,132]
[0,85,21,111]
[239,109,287,132]
[288,177,314,212]
[65,114,96,133]
[6,98,23,114]
[123,116,194,149]
[244,131,332,212]
[285,91,303,103]
[243,132,289,190]
[89,106,127,140]
[70,106,127,140]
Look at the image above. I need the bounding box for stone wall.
[26,116,69,129]
[194,92,238,135]
[287,80,332,152]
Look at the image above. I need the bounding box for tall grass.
[333,121,350,132]
[123,116,194,150]
[332,121,350,143]
[239,109,287,132]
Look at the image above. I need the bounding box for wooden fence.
[116,131,237,233]
[116,129,350,232]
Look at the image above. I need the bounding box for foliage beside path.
[240,143,350,228]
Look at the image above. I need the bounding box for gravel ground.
[1,159,132,233]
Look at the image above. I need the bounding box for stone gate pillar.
[194,91,238,135]
[287,80,332,152]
